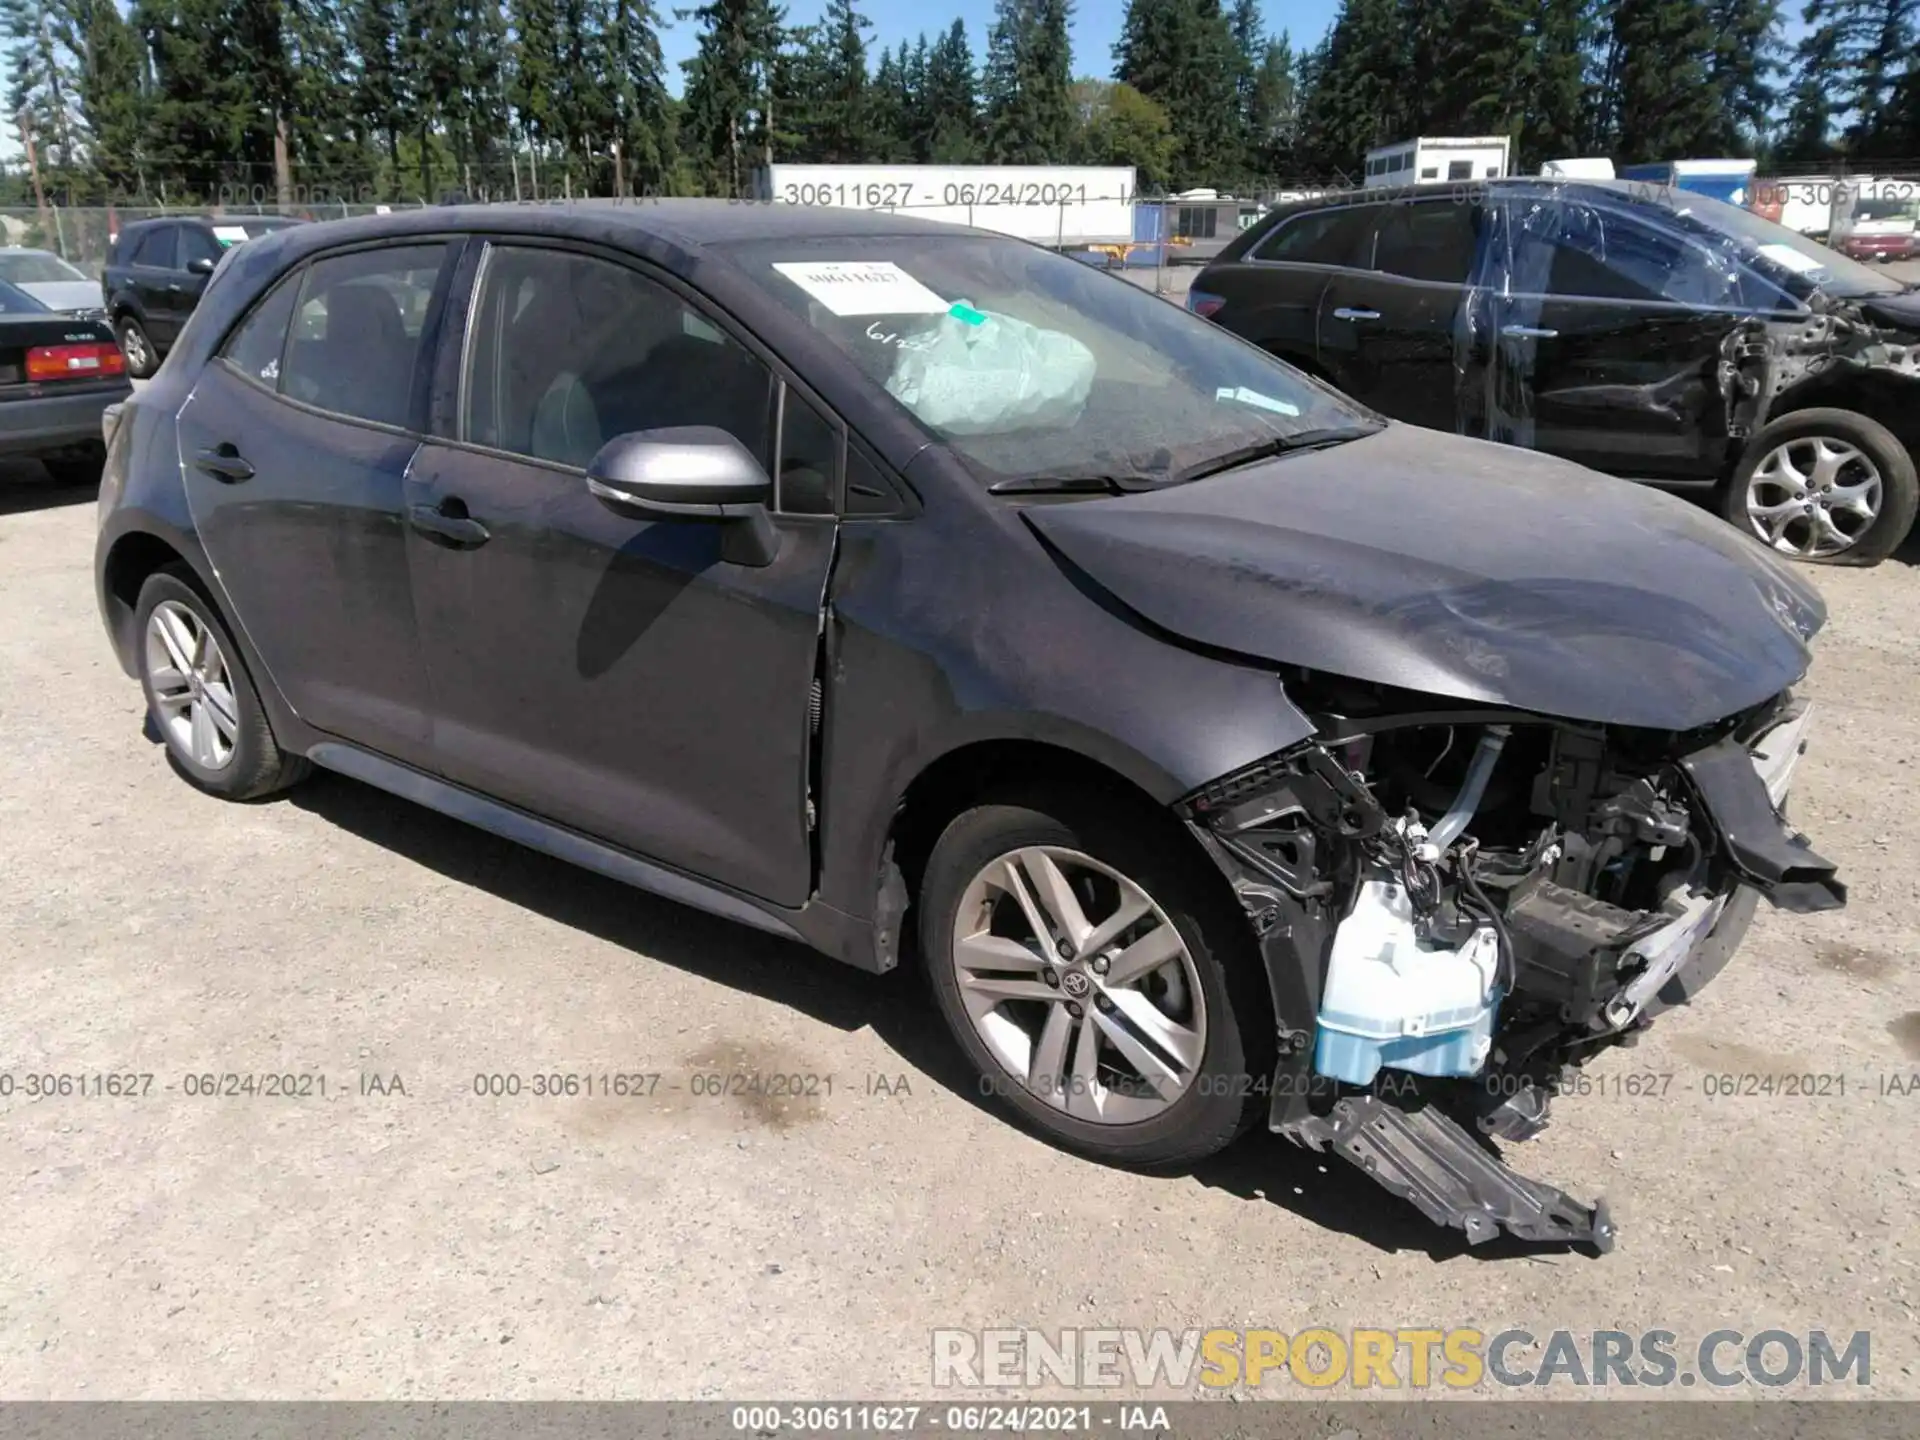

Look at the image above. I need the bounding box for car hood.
[1023,425,1825,731]
[17,279,104,313]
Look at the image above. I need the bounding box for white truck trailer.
[758,164,1137,248]
[1364,136,1512,188]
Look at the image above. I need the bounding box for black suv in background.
[1191,179,1920,564]
[103,215,304,378]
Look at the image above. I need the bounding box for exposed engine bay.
[1180,684,1845,1253]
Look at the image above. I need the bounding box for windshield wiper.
[987,474,1142,495]
[1172,425,1381,485]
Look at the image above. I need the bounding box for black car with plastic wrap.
[0,278,131,482]
[94,202,1844,1252]
[1190,178,1920,565]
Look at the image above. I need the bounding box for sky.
[656,0,1346,94]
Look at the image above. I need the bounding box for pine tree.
[923,19,980,161]
[1115,0,1243,184]
[62,0,148,196]
[590,0,672,192]
[677,0,785,192]
[1521,0,1592,166]
[1292,0,1412,179]
[349,0,406,181]
[812,0,870,163]
[983,0,1074,163]
[1832,0,1916,154]
[1702,0,1783,151]
[1245,33,1296,176]
[508,0,565,191]
[5,0,84,179]
[1604,0,1723,162]
[1778,2,1841,161]
[1428,0,1535,139]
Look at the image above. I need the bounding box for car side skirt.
[306,740,810,945]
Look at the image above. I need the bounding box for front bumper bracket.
[1290,1096,1617,1252]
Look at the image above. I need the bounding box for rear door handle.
[193,444,254,483]
[1332,307,1381,321]
[1501,325,1559,339]
[408,502,491,549]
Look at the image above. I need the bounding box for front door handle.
[193,443,254,483]
[1501,325,1559,340]
[408,502,491,549]
[1332,307,1381,321]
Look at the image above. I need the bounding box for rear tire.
[116,314,158,379]
[133,567,309,800]
[1722,408,1917,565]
[919,789,1273,1169]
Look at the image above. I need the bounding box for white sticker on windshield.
[212,225,251,246]
[1216,386,1301,417]
[772,260,950,317]
[1756,242,1825,274]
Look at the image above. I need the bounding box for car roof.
[237,198,993,255]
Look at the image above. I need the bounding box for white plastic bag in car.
[884,303,1095,435]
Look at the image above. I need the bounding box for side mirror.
[187,255,217,276]
[585,426,780,566]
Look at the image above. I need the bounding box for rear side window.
[1254,206,1377,268]
[130,227,175,269]
[220,272,303,387]
[279,245,448,428]
[1372,200,1480,284]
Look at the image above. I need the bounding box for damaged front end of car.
[1178,684,1845,1254]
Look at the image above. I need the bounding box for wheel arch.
[877,735,1250,974]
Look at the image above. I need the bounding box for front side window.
[1371,199,1480,284]
[1505,198,1786,310]
[461,245,775,473]
[179,227,224,270]
[728,234,1379,490]
[279,244,447,427]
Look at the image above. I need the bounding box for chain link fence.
[8,167,1917,296]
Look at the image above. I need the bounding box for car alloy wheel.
[117,318,153,377]
[949,845,1208,1124]
[144,598,240,771]
[1744,436,1883,559]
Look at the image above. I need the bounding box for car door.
[127,225,181,340]
[1484,195,1775,482]
[403,240,838,907]
[176,240,458,770]
[1200,202,1378,375]
[1316,196,1486,431]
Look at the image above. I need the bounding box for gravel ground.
[1,453,1917,1401]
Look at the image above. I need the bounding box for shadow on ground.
[288,766,1598,1264]
[0,461,97,518]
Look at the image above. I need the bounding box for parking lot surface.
[3,454,1918,1399]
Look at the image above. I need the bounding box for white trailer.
[1364,136,1512,188]
[758,164,1137,248]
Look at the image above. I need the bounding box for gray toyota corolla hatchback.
[95,201,1844,1251]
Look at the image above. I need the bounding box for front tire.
[919,792,1272,1168]
[133,568,309,800]
[1722,408,1918,565]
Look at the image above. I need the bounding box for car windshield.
[0,250,88,285]
[727,233,1379,488]
[1650,191,1904,298]
[1854,197,1917,223]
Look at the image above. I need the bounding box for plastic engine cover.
[1314,874,1502,1085]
